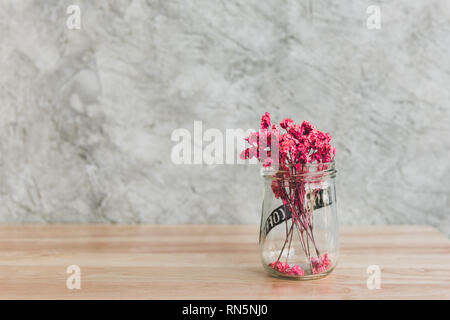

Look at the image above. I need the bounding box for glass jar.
[259,161,338,280]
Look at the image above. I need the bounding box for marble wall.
[0,0,449,236]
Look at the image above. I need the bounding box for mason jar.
[259,161,338,280]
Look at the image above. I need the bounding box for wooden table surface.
[0,224,448,300]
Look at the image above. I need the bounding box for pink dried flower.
[271,180,283,199]
[269,261,305,276]
[244,113,336,168]
[269,261,290,273]
[239,146,258,160]
[240,148,250,160]
[271,124,281,141]
[261,112,271,130]
[287,124,303,140]
[244,113,335,165]
[246,131,259,145]
[311,253,332,274]
[280,118,294,129]
[287,265,305,276]
[262,157,273,168]
[300,120,316,136]
[321,253,332,269]
[279,136,297,154]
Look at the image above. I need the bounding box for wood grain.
[0,225,448,299]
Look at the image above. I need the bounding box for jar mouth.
[261,161,336,180]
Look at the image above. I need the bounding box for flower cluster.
[240,112,336,168]
[269,261,305,276]
[310,253,332,274]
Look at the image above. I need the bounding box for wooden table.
[0,225,448,299]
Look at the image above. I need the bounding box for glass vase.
[259,161,339,280]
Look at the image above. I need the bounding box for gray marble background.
[1,1,449,236]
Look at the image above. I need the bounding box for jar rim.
[261,160,336,179]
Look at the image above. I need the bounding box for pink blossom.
[269,261,290,273]
[244,113,335,165]
[261,112,271,130]
[262,157,273,168]
[280,118,294,129]
[287,124,303,140]
[321,253,332,269]
[287,265,305,276]
[279,137,296,154]
[300,120,316,136]
[245,131,259,145]
[239,146,258,160]
[271,123,280,133]
[310,253,332,274]
[271,180,283,199]
[269,262,305,276]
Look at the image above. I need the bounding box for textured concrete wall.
[0,1,449,236]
